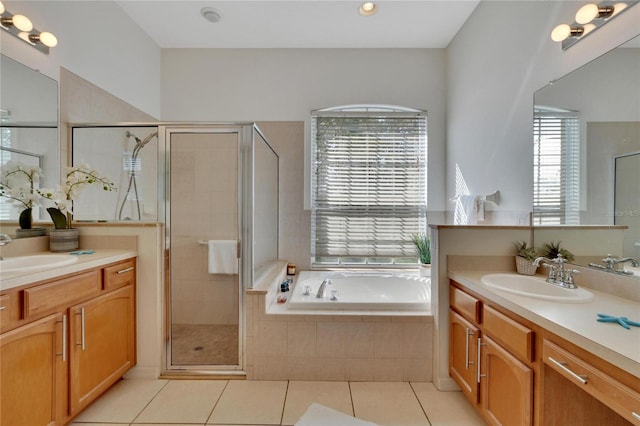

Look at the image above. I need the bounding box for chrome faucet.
[316,278,332,298]
[589,254,639,275]
[534,254,580,288]
[0,233,12,260]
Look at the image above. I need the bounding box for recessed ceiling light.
[201,7,222,23]
[359,2,377,16]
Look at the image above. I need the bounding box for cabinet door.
[450,310,480,404]
[481,335,533,426]
[1,313,67,426]
[69,285,135,415]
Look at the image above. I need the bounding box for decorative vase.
[419,263,431,277]
[515,256,537,276]
[49,228,80,252]
[15,228,46,238]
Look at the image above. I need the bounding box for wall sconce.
[0,1,57,54]
[551,1,638,50]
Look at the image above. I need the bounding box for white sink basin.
[0,254,79,274]
[480,273,594,303]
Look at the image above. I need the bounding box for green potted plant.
[514,241,538,275]
[0,161,46,237]
[412,233,431,277]
[38,164,115,251]
[539,241,575,262]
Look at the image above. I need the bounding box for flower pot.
[15,228,46,238]
[49,228,79,252]
[515,256,537,275]
[419,263,431,277]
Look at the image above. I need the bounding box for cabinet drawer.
[103,258,136,291]
[544,340,640,425]
[483,304,534,362]
[450,285,481,324]
[0,293,18,332]
[24,270,101,319]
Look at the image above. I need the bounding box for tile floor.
[71,379,485,426]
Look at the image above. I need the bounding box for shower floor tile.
[171,323,238,365]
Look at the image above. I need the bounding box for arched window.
[311,105,428,266]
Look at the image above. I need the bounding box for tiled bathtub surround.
[246,265,433,381]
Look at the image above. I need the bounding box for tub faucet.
[316,278,332,298]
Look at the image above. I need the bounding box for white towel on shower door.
[207,240,238,274]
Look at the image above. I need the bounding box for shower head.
[125,130,142,144]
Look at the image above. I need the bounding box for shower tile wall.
[171,133,239,326]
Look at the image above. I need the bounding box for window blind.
[533,109,580,225]
[311,109,427,266]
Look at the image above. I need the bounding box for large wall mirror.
[533,35,639,276]
[0,54,59,229]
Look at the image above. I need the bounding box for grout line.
[280,380,291,425]
[409,381,433,426]
[204,379,231,425]
[128,378,171,425]
[348,381,357,418]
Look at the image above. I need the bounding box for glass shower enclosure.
[71,123,278,374]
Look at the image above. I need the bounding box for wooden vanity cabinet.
[449,307,480,403]
[450,283,535,426]
[69,284,135,415]
[0,313,66,426]
[451,279,640,426]
[0,257,136,426]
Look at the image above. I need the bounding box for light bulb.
[576,3,599,24]
[551,24,571,42]
[359,2,377,16]
[11,14,32,32]
[38,31,57,47]
[0,2,5,14]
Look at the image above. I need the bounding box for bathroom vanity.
[0,250,137,426]
[448,271,640,426]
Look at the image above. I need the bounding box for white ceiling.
[116,0,481,49]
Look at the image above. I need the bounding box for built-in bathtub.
[246,266,434,381]
[288,270,431,312]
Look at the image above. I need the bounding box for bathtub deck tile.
[315,358,346,381]
[346,358,375,382]
[374,359,405,382]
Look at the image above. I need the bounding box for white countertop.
[0,250,137,291]
[449,270,640,379]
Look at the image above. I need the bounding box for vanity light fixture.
[359,2,378,16]
[551,0,638,50]
[0,4,57,54]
